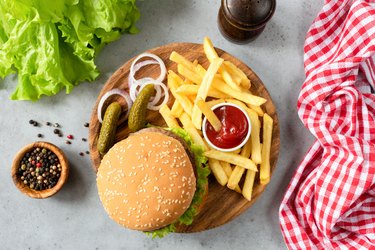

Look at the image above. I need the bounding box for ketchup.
[205,105,249,149]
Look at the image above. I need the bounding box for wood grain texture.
[89,43,280,233]
[11,141,69,199]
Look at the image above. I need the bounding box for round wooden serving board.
[89,43,280,233]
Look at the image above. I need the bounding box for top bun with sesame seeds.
[96,127,201,233]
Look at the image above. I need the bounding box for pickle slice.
[128,84,155,132]
[97,102,122,156]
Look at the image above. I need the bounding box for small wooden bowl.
[11,141,69,199]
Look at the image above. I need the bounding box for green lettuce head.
[0,0,140,101]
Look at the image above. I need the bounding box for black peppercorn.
[17,147,62,191]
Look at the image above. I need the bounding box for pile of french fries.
[159,37,273,201]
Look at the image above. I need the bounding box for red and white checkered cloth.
[279,1,375,249]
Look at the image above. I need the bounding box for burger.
[96,127,210,237]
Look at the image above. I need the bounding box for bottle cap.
[223,0,276,29]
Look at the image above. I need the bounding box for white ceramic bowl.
[202,103,251,152]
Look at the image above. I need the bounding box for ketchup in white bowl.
[202,103,251,152]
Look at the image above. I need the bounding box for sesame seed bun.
[97,129,197,231]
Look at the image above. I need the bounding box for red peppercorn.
[31,160,35,165]
[36,163,42,168]
[67,135,74,140]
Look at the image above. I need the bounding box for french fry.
[221,161,232,176]
[167,72,194,116]
[176,84,228,99]
[260,113,273,184]
[196,98,222,132]
[170,51,197,73]
[169,51,206,84]
[242,169,256,201]
[225,98,248,111]
[177,64,202,84]
[219,64,243,91]
[170,100,184,118]
[248,104,264,117]
[192,57,224,129]
[176,94,193,116]
[212,78,267,106]
[204,149,257,171]
[222,63,242,86]
[221,161,241,193]
[247,109,262,165]
[203,36,219,62]
[229,148,241,154]
[179,112,208,151]
[206,99,225,108]
[228,166,246,190]
[184,78,194,85]
[159,104,181,129]
[196,64,207,78]
[227,139,252,189]
[188,95,196,104]
[203,37,242,91]
[175,84,200,95]
[243,143,262,200]
[170,57,203,84]
[227,93,264,117]
[208,159,228,186]
[223,60,251,89]
[168,69,184,85]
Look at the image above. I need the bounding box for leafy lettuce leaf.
[146,127,211,238]
[0,0,140,101]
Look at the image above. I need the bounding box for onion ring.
[140,81,170,111]
[129,77,155,101]
[97,89,133,123]
[129,53,166,88]
[128,60,158,88]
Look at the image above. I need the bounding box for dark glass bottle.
[218,0,276,44]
